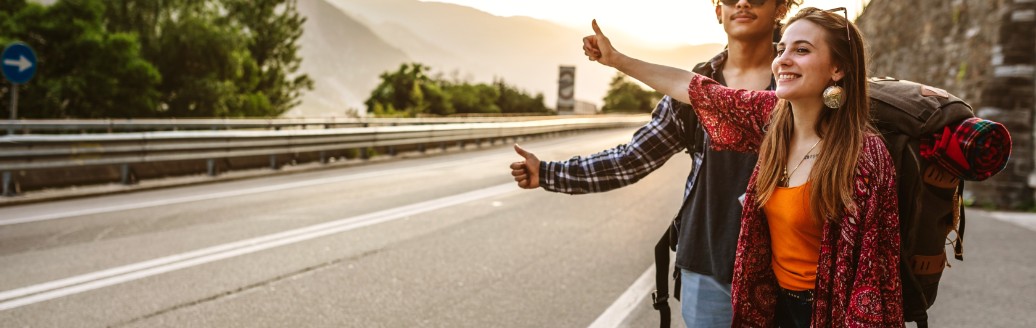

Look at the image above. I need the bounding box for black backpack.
[651,77,975,328]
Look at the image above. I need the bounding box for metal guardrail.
[0,115,650,196]
[0,115,602,133]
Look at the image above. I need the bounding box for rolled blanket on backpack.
[920,117,1011,181]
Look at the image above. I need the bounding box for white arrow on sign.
[3,55,33,72]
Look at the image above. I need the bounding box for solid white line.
[0,183,517,311]
[587,265,655,328]
[0,156,495,226]
[984,210,1036,232]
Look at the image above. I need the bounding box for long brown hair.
[753,7,873,223]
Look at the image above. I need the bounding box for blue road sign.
[2,42,37,84]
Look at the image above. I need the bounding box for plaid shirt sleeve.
[538,96,690,194]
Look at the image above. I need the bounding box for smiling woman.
[578,5,906,326]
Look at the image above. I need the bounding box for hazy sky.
[422,0,871,47]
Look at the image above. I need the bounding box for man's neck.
[721,36,774,90]
[725,36,774,71]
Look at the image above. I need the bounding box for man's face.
[714,0,783,40]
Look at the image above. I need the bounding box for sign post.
[557,66,575,114]
[2,42,38,135]
[2,42,36,196]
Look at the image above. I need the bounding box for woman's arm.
[686,75,775,151]
[846,137,904,326]
[584,20,695,104]
[584,20,776,150]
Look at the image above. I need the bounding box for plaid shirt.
[537,96,695,194]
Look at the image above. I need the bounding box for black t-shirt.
[674,54,772,284]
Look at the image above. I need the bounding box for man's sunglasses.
[718,0,769,6]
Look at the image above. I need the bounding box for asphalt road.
[0,128,1032,327]
[0,128,687,327]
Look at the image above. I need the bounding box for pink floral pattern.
[686,75,904,327]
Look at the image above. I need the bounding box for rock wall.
[857,0,1036,208]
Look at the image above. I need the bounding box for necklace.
[779,139,822,187]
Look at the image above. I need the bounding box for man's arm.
[510,96,691,194]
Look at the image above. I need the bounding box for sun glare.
[421,0,870,47]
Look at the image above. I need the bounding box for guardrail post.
[270,155,279,170]
[2,171,14,196]
[120,164,136,185]
[440,142,447,152]
[319,151,328,164]
[417,144,426,153]
[207,159,218,176]
[388,146,396,157]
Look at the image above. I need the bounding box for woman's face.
[771,20,845,104]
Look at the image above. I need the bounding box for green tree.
[0,0,161,118]
[366,63,553,117]
[443,81,501,114]
[223,0,313,115]
[601,72,661,113]
[149,10,255,117]
[494,78,550,114]
[105,0,295,117]
[1,0,311,118]
[365,63,452,117]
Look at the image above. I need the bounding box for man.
[509,1,801,326]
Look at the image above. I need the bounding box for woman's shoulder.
[861,134,888,154]
[857,133,896,179]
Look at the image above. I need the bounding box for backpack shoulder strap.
[679,61,712,154]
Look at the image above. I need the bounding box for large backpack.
[869,76,974,327]
[651,77,975,328]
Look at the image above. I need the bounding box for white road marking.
[983,210,1036,232]
[0,183,517,311]
[588,265,655,328]
[0,156,495,226]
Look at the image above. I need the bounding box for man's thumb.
[514,144,530,158]
[592,19,604,37]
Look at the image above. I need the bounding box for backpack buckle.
[651,291,669,310]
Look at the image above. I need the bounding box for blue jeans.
[680,269,733,328]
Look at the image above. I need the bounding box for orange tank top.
[764,182,822,291]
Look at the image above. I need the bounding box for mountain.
[294,0,411,117]
[313,0,723,116]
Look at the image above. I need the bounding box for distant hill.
[294,0,411,117]
[311,0,723,117]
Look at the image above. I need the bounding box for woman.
[584,8,903,327]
